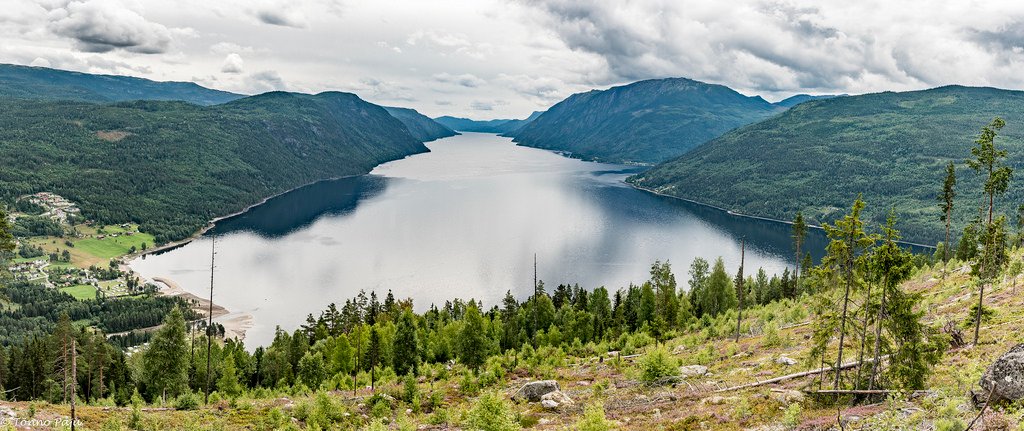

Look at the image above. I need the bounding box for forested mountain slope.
[510,78,784,164]
[0,63,243,105]
[383,107,458,142]
[630,86,1024,244]
[0,92,428,243]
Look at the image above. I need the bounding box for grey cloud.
[971,21,1024,51]
[470,100,508,111]
[48,0,175,54]
[432,72,485,88]
[255,9,306,28]
[245,70,288,92]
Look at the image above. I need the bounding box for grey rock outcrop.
[512,380,560,402]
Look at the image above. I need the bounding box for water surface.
[132,133,820,347]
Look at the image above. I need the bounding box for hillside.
[383,106,459,142]
[509,78,784,164]
[433,112,541,134]
[6,251,1020,430]
[629,85,1024,244]
[0,63,243,105]
[0,92,428,243]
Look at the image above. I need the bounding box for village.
[4,192,155,300]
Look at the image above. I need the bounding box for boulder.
[512,380,560,402]
[776,355,798,366]
[977,344,1024,404]
[541,390,574,407]
[771,389,805,405]
[680,365,709,378]
[541,400,559,410]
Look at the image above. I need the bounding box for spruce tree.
[217,354,242,398]
[143,306,189,402]
[458,303,488,373]
[792,212,807,286]
[937,161,956,265]
[393,309,419,376]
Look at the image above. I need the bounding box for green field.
[59,284,97,300]
[73,226,155,260]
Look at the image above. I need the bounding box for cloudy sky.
[2,0,1024,118]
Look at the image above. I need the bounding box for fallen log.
[714,355,889,393]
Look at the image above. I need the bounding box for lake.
[130,132,824,347]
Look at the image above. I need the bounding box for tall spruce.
[143,306,189,402]
[393,309,419,376]
[938,161,957,266]
[966,117,1011,346]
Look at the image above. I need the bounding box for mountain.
[383,106,458,142]
[0,92,428,243]
[509,78,785,164]
[433,112,541,134]
[0,63,243,105]
[773,94,844,108]
[629,85,1024,244]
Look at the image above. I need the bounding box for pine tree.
[818,196,875,391]
[649,261,679,329]
[393,309,419,376]
[367,326,380,392]
[687,257,710,317]
[967,117,1011,346]
[143,306,189,402]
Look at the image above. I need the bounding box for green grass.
[73,229,155,259]
[60,284,97,300]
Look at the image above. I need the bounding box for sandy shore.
[151,276,254,341]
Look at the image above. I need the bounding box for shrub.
[933,418,965,431]
[762,321,782,348]
[464,391,520,431]
[639,345,678,385]
[174,392,200,410]
[782,403,802,428]
[575,404,614,431]
[363,418,389,431]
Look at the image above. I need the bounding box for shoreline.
[121,174,367,344]
[627,182,937,250]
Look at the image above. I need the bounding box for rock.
[541,400,559,410]
[541,390,574,407]
[978,344,1024,403]
[703,395,728,405]
[672,345,687,355]
[680,365,709,377]
[577,380,591,387]
[776,355,798,366]
[512,380,560,402]
[538,418,552,425]
[771,389,805,405]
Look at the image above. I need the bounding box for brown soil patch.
[95,130,130,142]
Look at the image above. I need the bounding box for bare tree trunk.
[855,282,873,389]
[834,239,855,391]
[71,339,77,431]
[868,276,888,391]
[735,238,745,343]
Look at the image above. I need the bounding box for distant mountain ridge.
[433,111,542,134]
[630,85,1024,244]
[773,94,844,108]
[384,106,458,142]
[0,63,243,105]
[507,78,785,164]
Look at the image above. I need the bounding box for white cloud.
[245,70,288,92]
[221,53,244,74]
